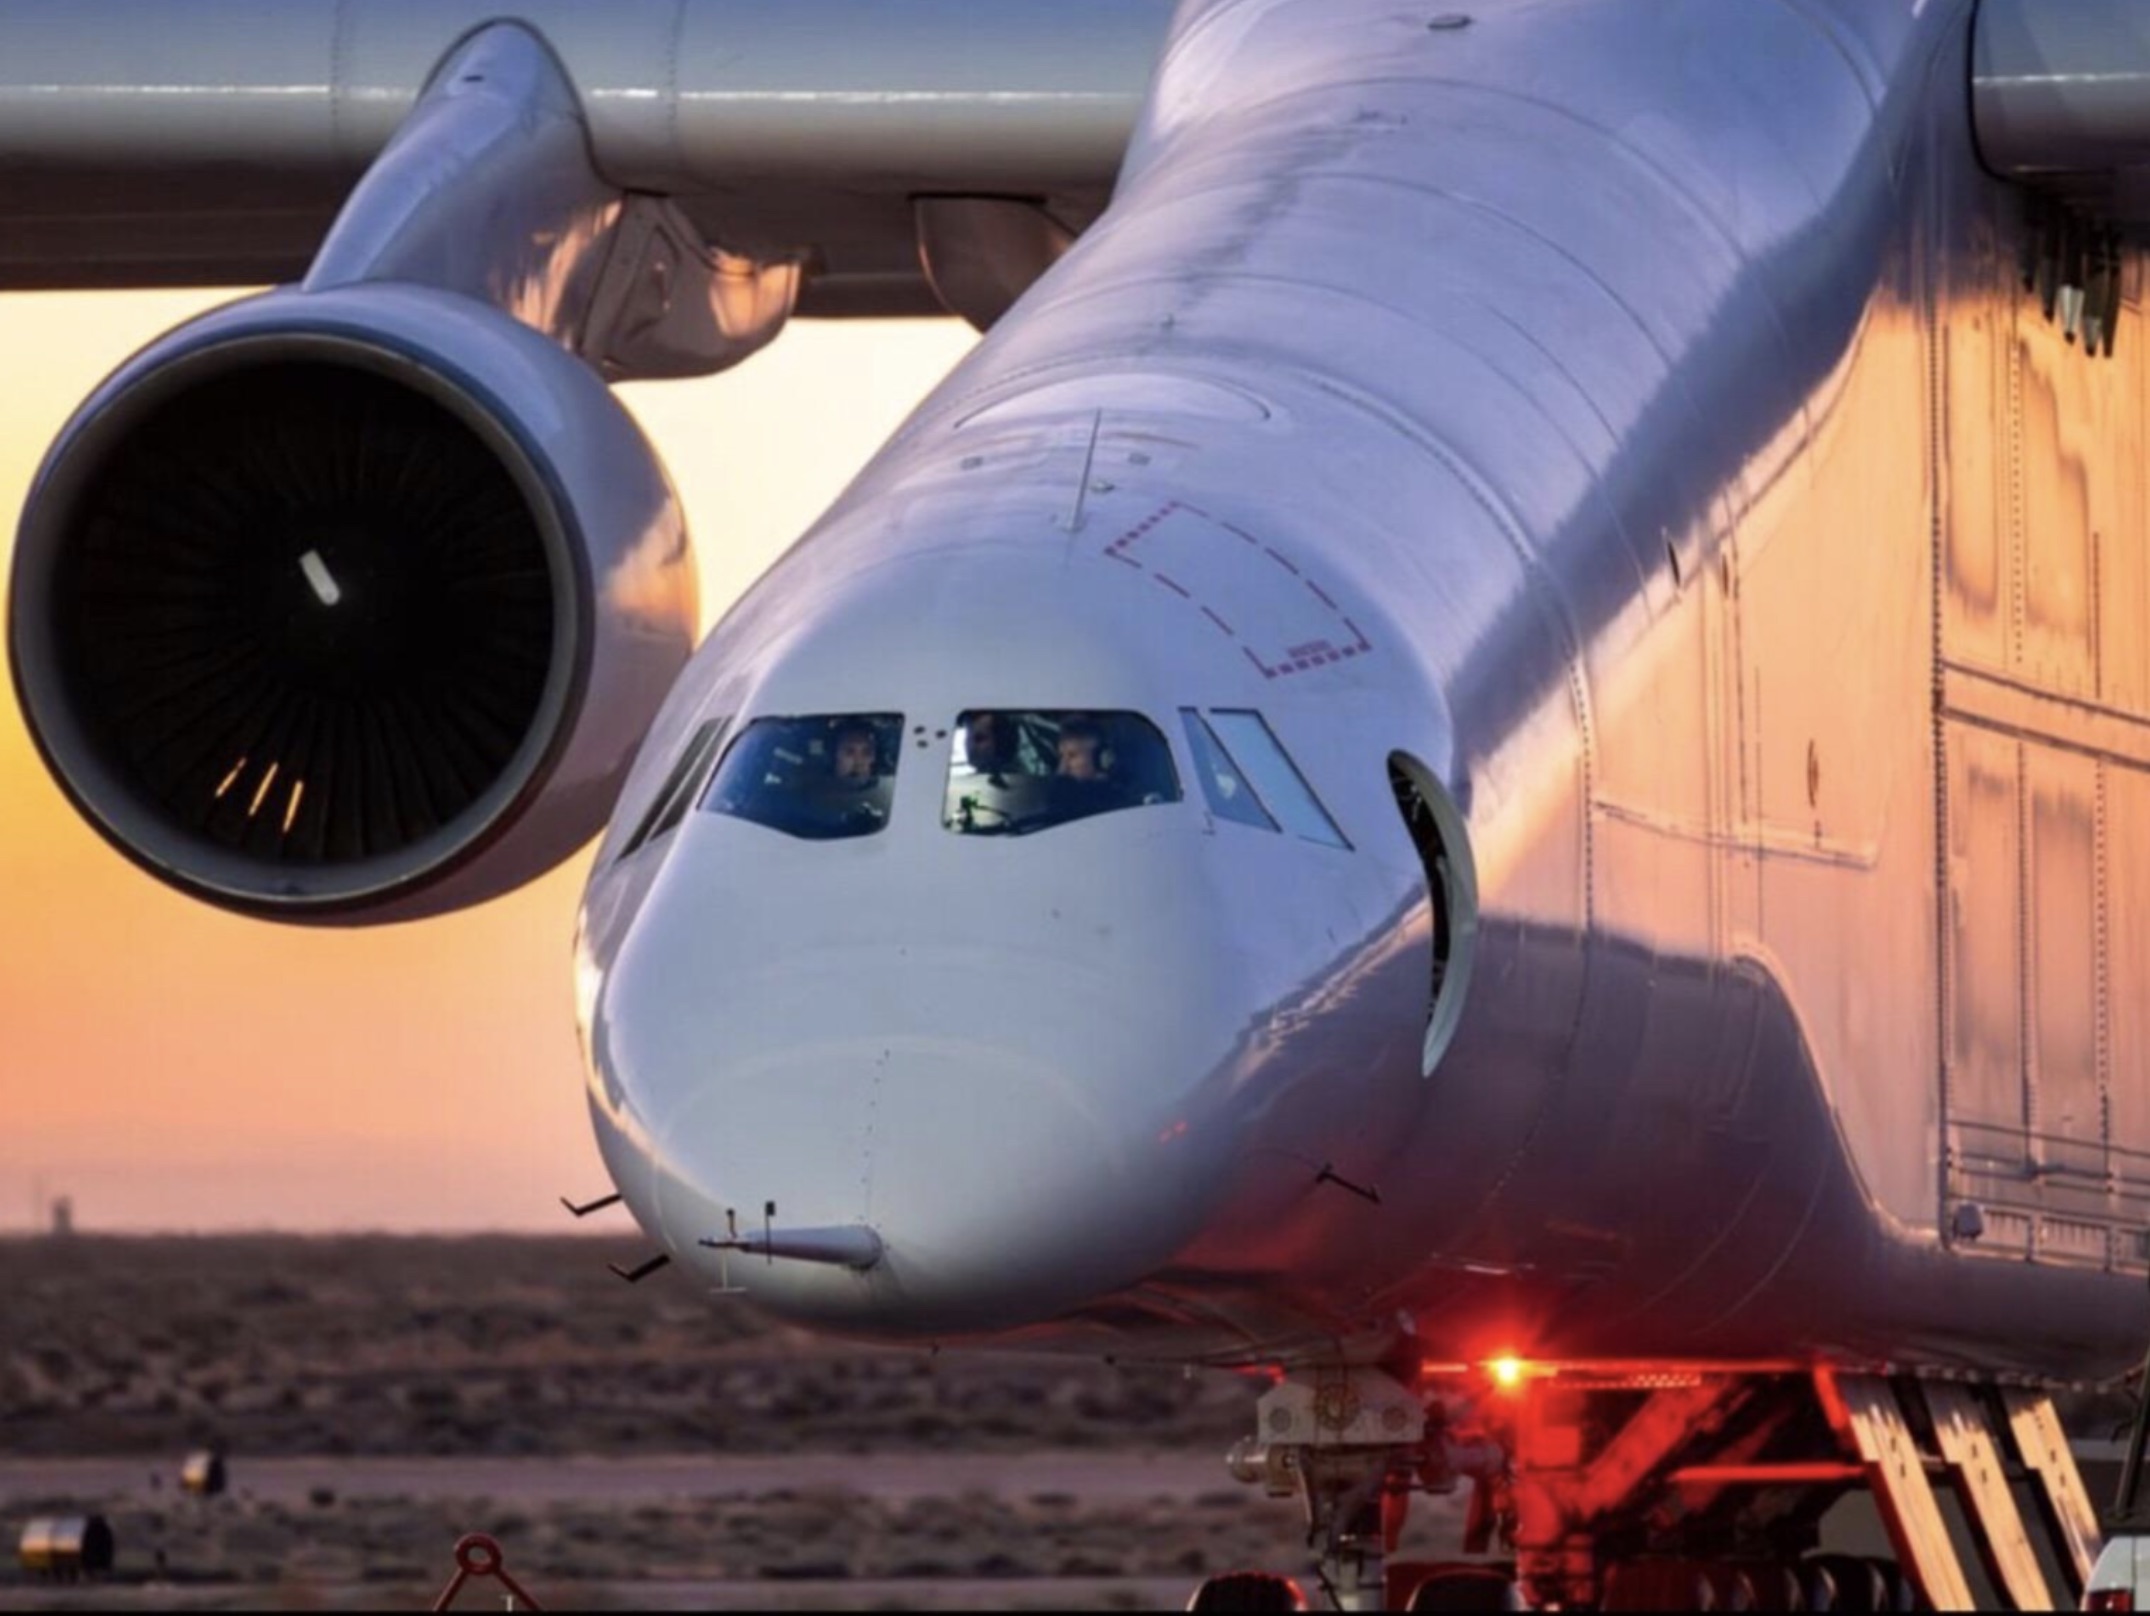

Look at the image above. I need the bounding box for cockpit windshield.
[944,711,1182,836]
[700,713,903,841]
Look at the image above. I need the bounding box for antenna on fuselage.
[560,1192,622,1218]
[708,1207,747,1296]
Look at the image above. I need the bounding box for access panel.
[1945,723,2150,1269]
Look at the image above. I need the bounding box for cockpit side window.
[1181,709,1281,832]
[944,711,1182,836]
[1205,711,1351,849]
[618,716,730,861]
[700,713,903,841]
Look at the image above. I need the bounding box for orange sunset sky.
[0,291,975,1232]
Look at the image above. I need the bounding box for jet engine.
[7,285,698,923]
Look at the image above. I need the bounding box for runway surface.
[0,1450,1344,1610]
[6,1575,1200,1611]
[0,1451,1237,1507]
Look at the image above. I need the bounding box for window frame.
[1202,709,1352,850]
[616,715,731,862]
[941,708,1185,838]
[1180,708,1282,833]
[698,712,907,843]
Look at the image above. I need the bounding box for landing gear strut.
[1205,1361,2101,1611]
[1212,1367,1500,1611]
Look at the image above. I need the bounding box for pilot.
[1049,717,1131,823]
[962,711,1019,779]
[1054,718,1107,782]
[807,718,888,836]
[831,721,880,785]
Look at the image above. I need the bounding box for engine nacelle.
[8,284,698,923]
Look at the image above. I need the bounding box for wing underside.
[0,0,1171,319]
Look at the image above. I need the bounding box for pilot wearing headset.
[807,717,890,835]
[1048,716,1133,824]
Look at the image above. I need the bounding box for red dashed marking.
[1107,502,1183,556]
[1101,503,1376,681]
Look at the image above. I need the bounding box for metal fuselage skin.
[580,0,2150,1381]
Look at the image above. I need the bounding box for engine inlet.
[52,362,556,866]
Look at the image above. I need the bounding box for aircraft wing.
[0,0,1171,919]
[0,0,1171,320]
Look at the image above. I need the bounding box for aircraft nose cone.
[647,1039,1171,1335]
[594,948,1229,1340]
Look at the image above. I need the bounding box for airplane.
[6,0,2150,1606]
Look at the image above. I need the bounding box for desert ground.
[0,1235,1463,1610]
[5,1235,2129,1610]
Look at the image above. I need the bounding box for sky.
[0,291,975,1232]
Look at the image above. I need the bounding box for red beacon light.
[1486,1355,1529,1393]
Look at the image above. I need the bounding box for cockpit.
[700,712,903,842]
[665,705,1352,850]
[943,710,1181,836]
[687,709,1186,842]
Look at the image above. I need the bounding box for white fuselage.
[577,0,2150,1380]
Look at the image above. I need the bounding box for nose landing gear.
[1205,1367,1497,1612]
